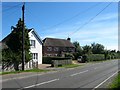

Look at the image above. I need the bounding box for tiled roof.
[43,38,75,47]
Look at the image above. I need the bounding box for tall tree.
[5,18,31,71]
[82,45,92,55]
[91,43,105,54]
[73,41,83,59]
[73,41,82,55]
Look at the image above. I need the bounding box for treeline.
[72,42,120,62]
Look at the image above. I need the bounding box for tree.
[91,43,105,54]
[82,45,92,55]
[4,18,31,71]
[73,41,83,59]
[73,41,83,54]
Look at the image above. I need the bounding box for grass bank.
[109,72,120,89]
[0,69,50,75]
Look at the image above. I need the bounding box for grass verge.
[0,69,50,75]
[109,72,120,89]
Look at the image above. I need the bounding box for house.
[1,28,42,70]
[42,37,75,57]
[26,28,42,69]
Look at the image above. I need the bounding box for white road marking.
[70,70,88,76]
[93,71,118,89]
[20,78,59,89]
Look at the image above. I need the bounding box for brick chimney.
[67,37,71,41]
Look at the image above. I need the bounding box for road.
[1,60,119,89]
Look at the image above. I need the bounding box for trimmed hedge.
[42,57,52,64]
[85,54,105,62]
[42,57,72,64]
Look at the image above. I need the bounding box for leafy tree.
[91,43,105,54]
[73,41,83,59]
[73,41,82,54]
[4,18,31,71]
[82,45,92,55]
[117,51,120,59]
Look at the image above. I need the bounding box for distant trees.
[73,41,119,61]
[2,18,31,71]
[91,43,104,54]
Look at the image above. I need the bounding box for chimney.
[67,37,71,41]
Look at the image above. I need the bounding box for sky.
[1,1,118,50]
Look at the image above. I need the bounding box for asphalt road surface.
[1,60,119,90]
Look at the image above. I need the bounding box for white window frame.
[30,40,36,48]
[54,47,59,51]
[32,53,38,60]
[47,47,52,51]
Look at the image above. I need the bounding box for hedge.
[85,54,105,62]
[42,57,72,64]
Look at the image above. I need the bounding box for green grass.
[109,72,120,89]
[0,69,50,75]
[58,64,82,68]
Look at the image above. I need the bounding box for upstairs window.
[30,40,35,48]
[54,47,59,51]
[63,47,67,52]
[47,47,52,51]
[69,48,74,52]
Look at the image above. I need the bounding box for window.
[63,47,67,52]
[32,53,38,60]
[30,40,35,48]
[54,47,59,51]
[47,47,52,51]
[69,48,74,52]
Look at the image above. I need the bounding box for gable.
[29,29,42,45]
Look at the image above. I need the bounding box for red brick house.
[42,38,75,57]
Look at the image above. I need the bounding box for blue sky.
[2,1,118,50]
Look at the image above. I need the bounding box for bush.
[65,53,74,59]
[73,52,80,60]
[42,57,52,64]
[82,54,88,63]
[85,54,105,62]
[42,57,72,64]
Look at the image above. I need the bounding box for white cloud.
[106,45,118,51]
[92,13,118,22]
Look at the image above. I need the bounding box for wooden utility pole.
[22,3,25,71]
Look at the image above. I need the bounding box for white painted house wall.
[25,29,42,69]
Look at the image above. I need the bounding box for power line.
[2,3,22,12]
[69,2,113,37]
[3,7,20,17]
[38,2,103,31]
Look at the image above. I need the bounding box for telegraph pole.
[22,3,25,71]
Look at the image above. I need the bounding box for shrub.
[42,57,52,64]
[42,57,72,64]
[65,53,74,59]
[73,52,80,60]
[85,54,105,62]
